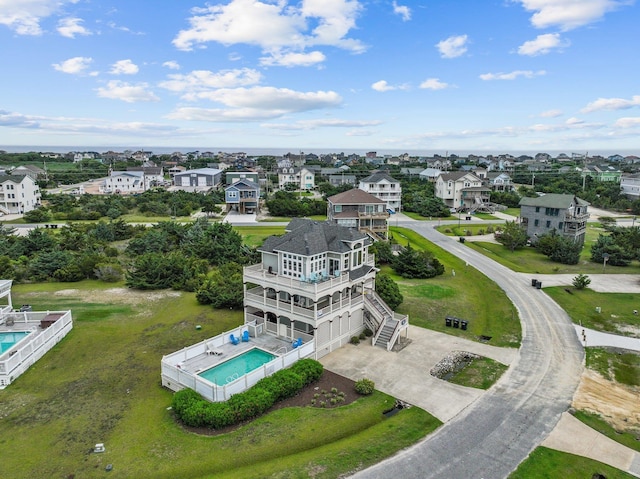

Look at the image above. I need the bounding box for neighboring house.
[418,168,442,182]
[0,175,41,215]
[166,165,186,177]
[0,280,73,389]
[327,189,389,240]
[278,167,315,190]
[328,174,357,187]
[127,167,165,189]
[358,172,402,213]
[102,171,145,194]
[435,172,490,211]
[620,174,640,200]
[580,165,622,183]
[243,219,409,357]
[10,165,45,180]
[225,170,259,186]
[225,178,260,213]
[487,172,514,192]
[519,194,589,244]
[172,168,222,191]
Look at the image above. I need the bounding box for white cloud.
[581,95,640,113]
[518,33,569,56]
[515,0,627,31]
[436,34,468,58]
[159,68,262,98]
[110,59,139,75]
[57,17,91,38]
[260,50,326,67]
[419,78,450,90]
[172,0,364,66]
[540,109,563,118]
[614,117,640,128]
[52,56,93,75]
[371,80,409,92]
[392,1,411,21]
[0,0,79,35]
[162,61,181,70]
[480,70,546,80]
[166,86,342,122]
[263,118,382,130]
[96,81,160,103]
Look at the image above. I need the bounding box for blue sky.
[0,0,639,155]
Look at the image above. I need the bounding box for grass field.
[389,227,521,348]
[233,225,286,247]
[0,281,440,479]
[448,357,508,390]
[437,223,503,237]
[585,348,640,387]
[545,287,640,336]
[509,446,636,479]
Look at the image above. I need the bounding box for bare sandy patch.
[572,369,640,430]
[32,287,181,306]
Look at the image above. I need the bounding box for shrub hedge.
[172,359,324,429]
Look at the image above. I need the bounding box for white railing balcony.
[244,265,354,296]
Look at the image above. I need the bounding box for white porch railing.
[161,327,315,402]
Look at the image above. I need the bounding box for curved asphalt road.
[352,220,585,479]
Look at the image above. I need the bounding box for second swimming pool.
[198,348,277,386]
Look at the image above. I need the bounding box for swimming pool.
[0,331,30,354]
[198,348,277,386]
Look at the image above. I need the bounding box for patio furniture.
[242,330,250,342]
[292,338,303,348]
[230,334,240,345]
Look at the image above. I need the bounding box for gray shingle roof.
[328,188,385,205]
[519,193,589,208]
[261,219,369,256]
[360,172,398,183]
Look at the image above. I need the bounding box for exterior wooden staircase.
[363,290,409,351]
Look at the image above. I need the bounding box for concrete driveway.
[321,326,518,422]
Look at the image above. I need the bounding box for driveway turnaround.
[321,326,518,422]
[347,220,584,479]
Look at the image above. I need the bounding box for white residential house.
[127,167,165,189]
[487,172,514,192]
[435,171,490,211]
[102,171,145,194]
[418,168,442,182]
[243,219,409,358]
[358,172,402,213]
[0,175,41,215]
[620,174,640,200]
[278,167,315,190]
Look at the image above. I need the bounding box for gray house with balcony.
[327,188,389,240]
[519,194,590,244]
[242,219,408,358]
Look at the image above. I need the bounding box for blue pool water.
[0,331,30,354]
[198,348,277,386]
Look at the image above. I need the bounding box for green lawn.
[473,212,499,220]
[585,348,640,387]
[448,357,508,390]
[437,223,502,237]
[503,208,520,217]
[545,287,640,336]
[389,227,521,348]
[509,446,636,479]
[233,225,286,247]
[0,281,440,479]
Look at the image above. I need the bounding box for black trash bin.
[453,318,460,328]
[459,237,465,243]
[460,320,468,331]
[531,278,538,287]
[445,316,453,327]
[536,281,542,289]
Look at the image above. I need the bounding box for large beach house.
[161,220,408,402]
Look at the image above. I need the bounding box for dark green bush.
[289,358,323,386]
[363,328,373,337]
[172,359,325,428]
[350,336,360,345]
[354,378,375,395]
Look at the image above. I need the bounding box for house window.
[334,205,342,212]
[558,222,564,230]
[546,220,551,228]
[534,219,539,226]
[228,191,237,198]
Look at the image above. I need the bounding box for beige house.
[435,171,490,212]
